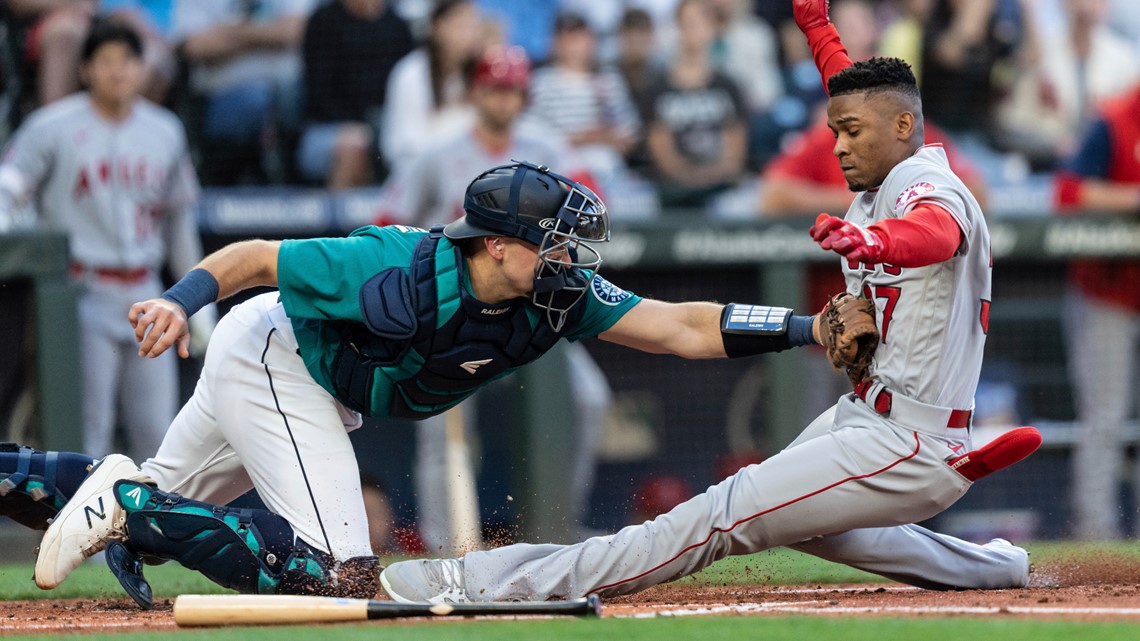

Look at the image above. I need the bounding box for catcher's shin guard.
[0,443,97,530]
[108,480,380,607]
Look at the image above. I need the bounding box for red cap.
[472,44,531,89]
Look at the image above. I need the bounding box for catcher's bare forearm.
[129,240,280,359]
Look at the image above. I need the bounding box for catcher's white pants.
[140,293,373,559]
[461,396,1029,600]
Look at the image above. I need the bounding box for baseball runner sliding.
[377,0,1042,603]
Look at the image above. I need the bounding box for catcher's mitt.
[818,292,879,385]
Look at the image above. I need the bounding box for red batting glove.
[793,0,831,32]
[810,213,887,263]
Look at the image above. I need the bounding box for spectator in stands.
[377,45,609,549]
[709,0,783,120]
[879,0,936,81]
[614,8,661,173]
[7,0,97,107]
[919,0,1023,141]
[640,0,746,209]
[708,0,785,171]
[172,0,315,185]
[380,0,483,167]
[299,0,414,190]
[7,0,175,107]
[614,8,660,105]
[474,0,560,63]
[525,12,640,189]
[995,0,1140,167]
[1054,82,1140,540]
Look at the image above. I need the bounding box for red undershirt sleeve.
[867,202,963,267]
[803,24,854,96]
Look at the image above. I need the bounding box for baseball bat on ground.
[173,594,602,626]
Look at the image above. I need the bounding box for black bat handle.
[365,595,602,619]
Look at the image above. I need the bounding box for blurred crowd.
[2,0,1137,216]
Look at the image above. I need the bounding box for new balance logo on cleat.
[83,497,106,529]
[460,359,493,374]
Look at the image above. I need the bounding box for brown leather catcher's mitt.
[818,292,879,385]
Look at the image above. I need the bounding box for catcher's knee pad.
[111,480,379,599]
[0,443,96,530]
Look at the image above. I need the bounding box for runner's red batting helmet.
[472,44,531,89]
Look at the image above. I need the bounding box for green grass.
[0,562,229,601]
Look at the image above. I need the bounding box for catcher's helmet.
[444,161,610,331]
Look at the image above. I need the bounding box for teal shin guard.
[0,443,96,530]
[110,480,380,606]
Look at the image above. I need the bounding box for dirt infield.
[3,554,1140,635]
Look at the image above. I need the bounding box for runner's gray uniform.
[455,145,1029,599]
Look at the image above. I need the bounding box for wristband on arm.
[161,268,219,317]
[720,304,818,358]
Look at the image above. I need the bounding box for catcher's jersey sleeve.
[277,225,421,322]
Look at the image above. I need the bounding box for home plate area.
[4,554,1140,634]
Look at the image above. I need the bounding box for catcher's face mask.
[531,178,610,332]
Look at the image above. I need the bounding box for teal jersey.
[276,225,640,418]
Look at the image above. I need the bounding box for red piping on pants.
[591,431,922,594]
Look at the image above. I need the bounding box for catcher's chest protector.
[332,228,584,419]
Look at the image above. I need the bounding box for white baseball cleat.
[34,454,151,589]
[380,558,469,604]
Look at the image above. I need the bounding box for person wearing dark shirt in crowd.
[299,0,414,189]
[919,0,1022,139]
[641,0,747,209]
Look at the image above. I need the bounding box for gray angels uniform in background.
[0,93,210,461]
[452,145,1029,600]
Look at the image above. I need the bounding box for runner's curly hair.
[828,57,920,101]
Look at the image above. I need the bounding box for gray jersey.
[0,93,201,272]
[842,144,991,411]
